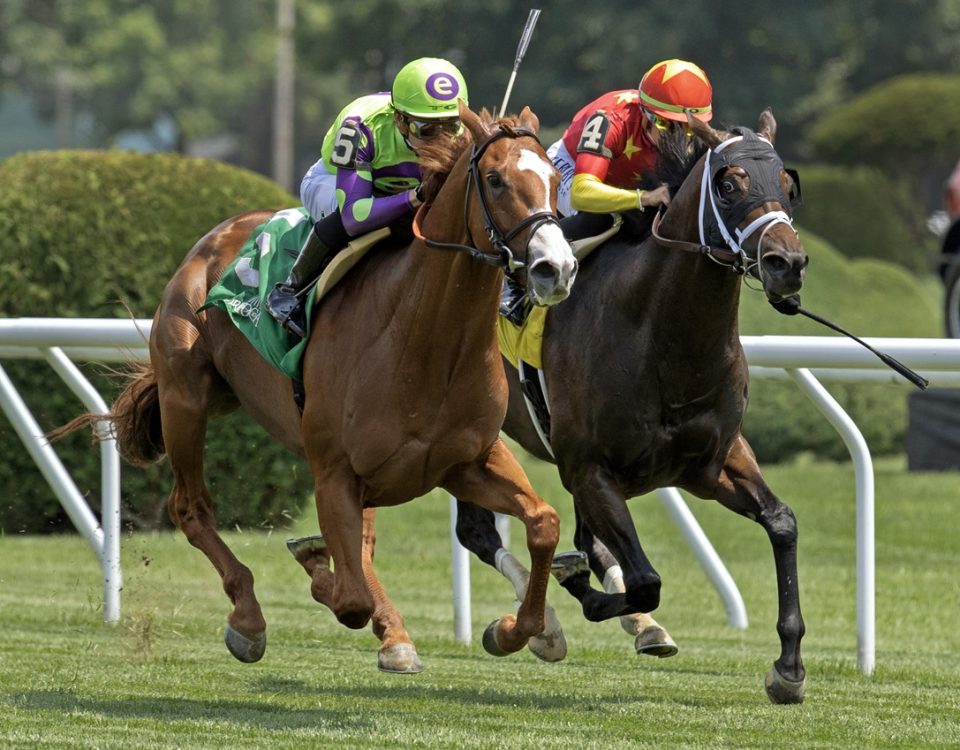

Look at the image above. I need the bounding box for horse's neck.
[601,204,743,350]
[398,162,503,348]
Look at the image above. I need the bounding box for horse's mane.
[416,108,529,203]
[656,127,709,196]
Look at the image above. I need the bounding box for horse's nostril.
[762,254,789,276]
[529,261,560,288]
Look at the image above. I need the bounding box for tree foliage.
[5,0,960,172]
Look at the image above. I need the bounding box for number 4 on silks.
[577,113,612,157]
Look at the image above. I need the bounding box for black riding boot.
[499,275,531,326]
[266,211,350,338]
[558,211,615,242]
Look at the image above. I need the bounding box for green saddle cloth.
[199,207,314,379]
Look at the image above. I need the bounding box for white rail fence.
[3,318,960,677]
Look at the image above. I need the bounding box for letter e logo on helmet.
[392,57,468,118]
[425,73,459,101]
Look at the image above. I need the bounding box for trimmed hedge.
[809,74,960,173]
[0,150,312,534]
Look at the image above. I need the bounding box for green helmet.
[391,57,468,118]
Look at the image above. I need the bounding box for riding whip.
[770,296,929,389]
[497,8,541,117]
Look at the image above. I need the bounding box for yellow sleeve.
[570,172,642,213]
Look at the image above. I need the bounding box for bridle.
[651,128,799,280]
[412,125,562,271]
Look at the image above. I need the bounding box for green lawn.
[1,455,958,748]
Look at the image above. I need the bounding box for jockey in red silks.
[500,59,714,325]
[547,58,714,218]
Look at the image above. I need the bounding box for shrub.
[0,150,312,534]
[809,74,960,174]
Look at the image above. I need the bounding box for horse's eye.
[486,172,504,189]
[719,178,737,195]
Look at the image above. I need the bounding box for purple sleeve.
[336,166,416,237]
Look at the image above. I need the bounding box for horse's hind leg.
[157,355,266,663]
[574,515,677,658]
[443,438,560,657]
[713,434,805,704]
[455,500,567,662]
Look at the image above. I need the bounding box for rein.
[412,125,562,270]
[650,209,742,267]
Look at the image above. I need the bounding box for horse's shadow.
[9,668,719,726]
[9,687,370,731]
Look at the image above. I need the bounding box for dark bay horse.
[67,103,578,673]
[453,110,810,704]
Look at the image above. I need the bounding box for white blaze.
[516,148,576,299]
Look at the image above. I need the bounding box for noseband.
[652,128,798,279]
[414,126,562,271]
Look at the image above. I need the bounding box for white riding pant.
[300,158,338,221]
[547,139,577,217]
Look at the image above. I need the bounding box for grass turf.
[1,455,958,748]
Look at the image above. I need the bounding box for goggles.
[405,116,463,139]
[643,108,693,137]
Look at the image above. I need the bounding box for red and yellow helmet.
[639,59,713,123]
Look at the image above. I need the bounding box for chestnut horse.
[70,103,578,672]
[362,110,810,702]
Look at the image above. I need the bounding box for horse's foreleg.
[361,508,422,673]
[455,500,566,661]
[574,514,677,658]
[159,373,266,663]
[559,464,661,619]
[443,439,559,657]
[286,535,334,607]
[286,508,420,672]
[715,435,805,704]
[306,464,375,631]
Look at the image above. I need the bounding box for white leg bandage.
[603,564,625,594]
[495,548,530,599]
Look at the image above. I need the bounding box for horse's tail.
[50,362,165,466]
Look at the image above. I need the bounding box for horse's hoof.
[224,625,266,663]
[527,604,567,662]
[285,535,326,557]
[634,626,678,658]
[764,666,806,704]
[550,551,589,584]
[378,643,423,674]
[482,619,511,657]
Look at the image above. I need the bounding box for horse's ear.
[686,110,724,149]
[459,99,490,142]
[518,106,540,134]
[757,107,777,143]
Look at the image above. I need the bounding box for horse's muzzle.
[528,256,578,306]
[760,242,808,302]
[526,224,578,306]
